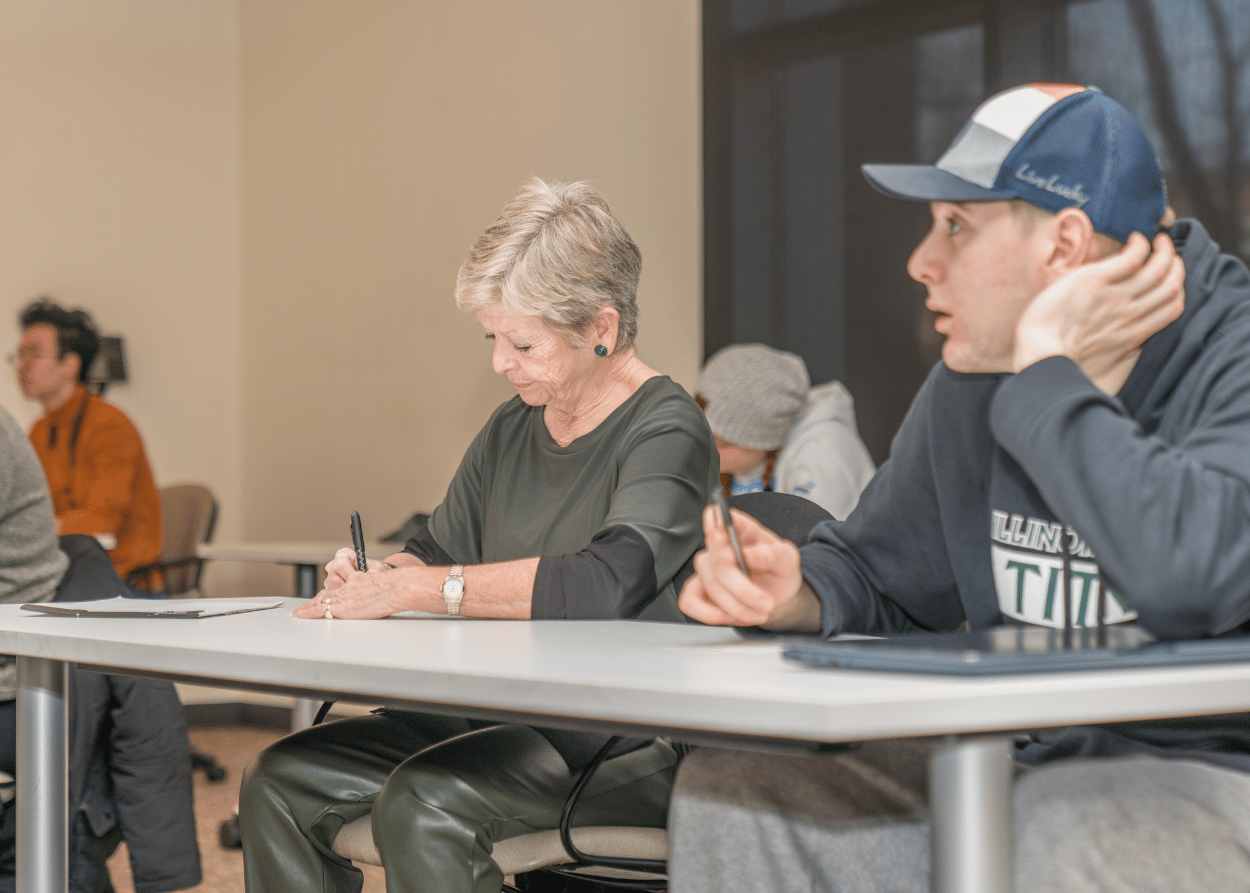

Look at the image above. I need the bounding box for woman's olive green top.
[408,376,718,621]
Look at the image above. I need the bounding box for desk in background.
[8,601,1250,893]
[198,540,393,600]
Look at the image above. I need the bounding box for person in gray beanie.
[696,343,874,520]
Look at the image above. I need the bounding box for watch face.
[443,578,464,599]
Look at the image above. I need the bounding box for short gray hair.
[455,178,641,350]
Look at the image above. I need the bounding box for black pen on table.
[349,511,368,572]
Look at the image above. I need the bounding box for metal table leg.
[290,697,318,730]
[295,564,318,601]
[930,734,1014,893]
[291,564,320,731]
[17,657,66,893]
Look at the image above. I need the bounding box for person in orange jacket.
[14,299,162,593]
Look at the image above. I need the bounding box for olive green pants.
[239,711,677,893]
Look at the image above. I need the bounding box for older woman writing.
[240,179,718,893]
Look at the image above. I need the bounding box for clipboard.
[22,597,285,619]
[782,624,1250,676]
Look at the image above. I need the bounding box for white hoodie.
[729,380,876,520]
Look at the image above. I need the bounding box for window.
[705,0,1250,461]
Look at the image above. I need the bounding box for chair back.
[728,490,834,546]
[158,484,218,595]
[671,491,834,594]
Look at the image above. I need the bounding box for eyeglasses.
[7,348,49,365]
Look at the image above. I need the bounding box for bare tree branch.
[1197,0,1243,251]
[1126,0,1226,242]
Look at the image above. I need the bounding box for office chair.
[125,484,227,783]
[125,483,218,597]
[670,489,835,593]
[327,491,835,891]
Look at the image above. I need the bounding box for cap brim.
[861,164,1004,203]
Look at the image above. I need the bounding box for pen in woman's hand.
[350,511,368,572]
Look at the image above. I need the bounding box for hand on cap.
[1013,230,1185,393]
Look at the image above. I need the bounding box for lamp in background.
[87,336,127,396]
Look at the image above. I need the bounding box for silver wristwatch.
[441,565,465,616]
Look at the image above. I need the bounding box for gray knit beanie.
[696,344,810,451]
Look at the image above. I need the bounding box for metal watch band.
[443,564,465,616]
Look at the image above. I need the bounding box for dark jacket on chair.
[57,535,201,893]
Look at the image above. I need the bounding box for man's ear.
[60,351,82,383]
[1044,207,1098,277]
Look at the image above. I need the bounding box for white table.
[196,541,391,728]
[7,601,1250,893]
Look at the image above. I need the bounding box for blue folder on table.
[783,625,1250,675]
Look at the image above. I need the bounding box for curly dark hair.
[19,298,100,384]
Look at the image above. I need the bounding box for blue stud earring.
[594,345,608,357]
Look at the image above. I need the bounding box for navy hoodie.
[801,219,1250,768]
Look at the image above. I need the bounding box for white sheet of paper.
[21,597,285,618]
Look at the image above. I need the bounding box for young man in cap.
[673,84,1250,891]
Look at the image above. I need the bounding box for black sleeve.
[402,528,455,566]
[532,525,658,620]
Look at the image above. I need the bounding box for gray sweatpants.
[669,744,1250,893]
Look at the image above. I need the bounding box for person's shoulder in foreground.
[0,400,66,745]
[0,404,67,610]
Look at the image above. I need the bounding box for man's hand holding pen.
[677,503,822,633]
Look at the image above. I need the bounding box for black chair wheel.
[219,816,242,849]
[192,751,229,783]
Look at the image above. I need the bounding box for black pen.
[349,511,368,572]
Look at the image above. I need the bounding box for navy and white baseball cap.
[862,83,1167,242]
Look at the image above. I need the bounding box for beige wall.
[0,1,247,594]
[0,1,701,597]
[236,1,702,593]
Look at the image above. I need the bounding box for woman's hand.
[294,563,413,620]
[678,505,820,631]
[323,547,386,590]
[1013,231,1185,393]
